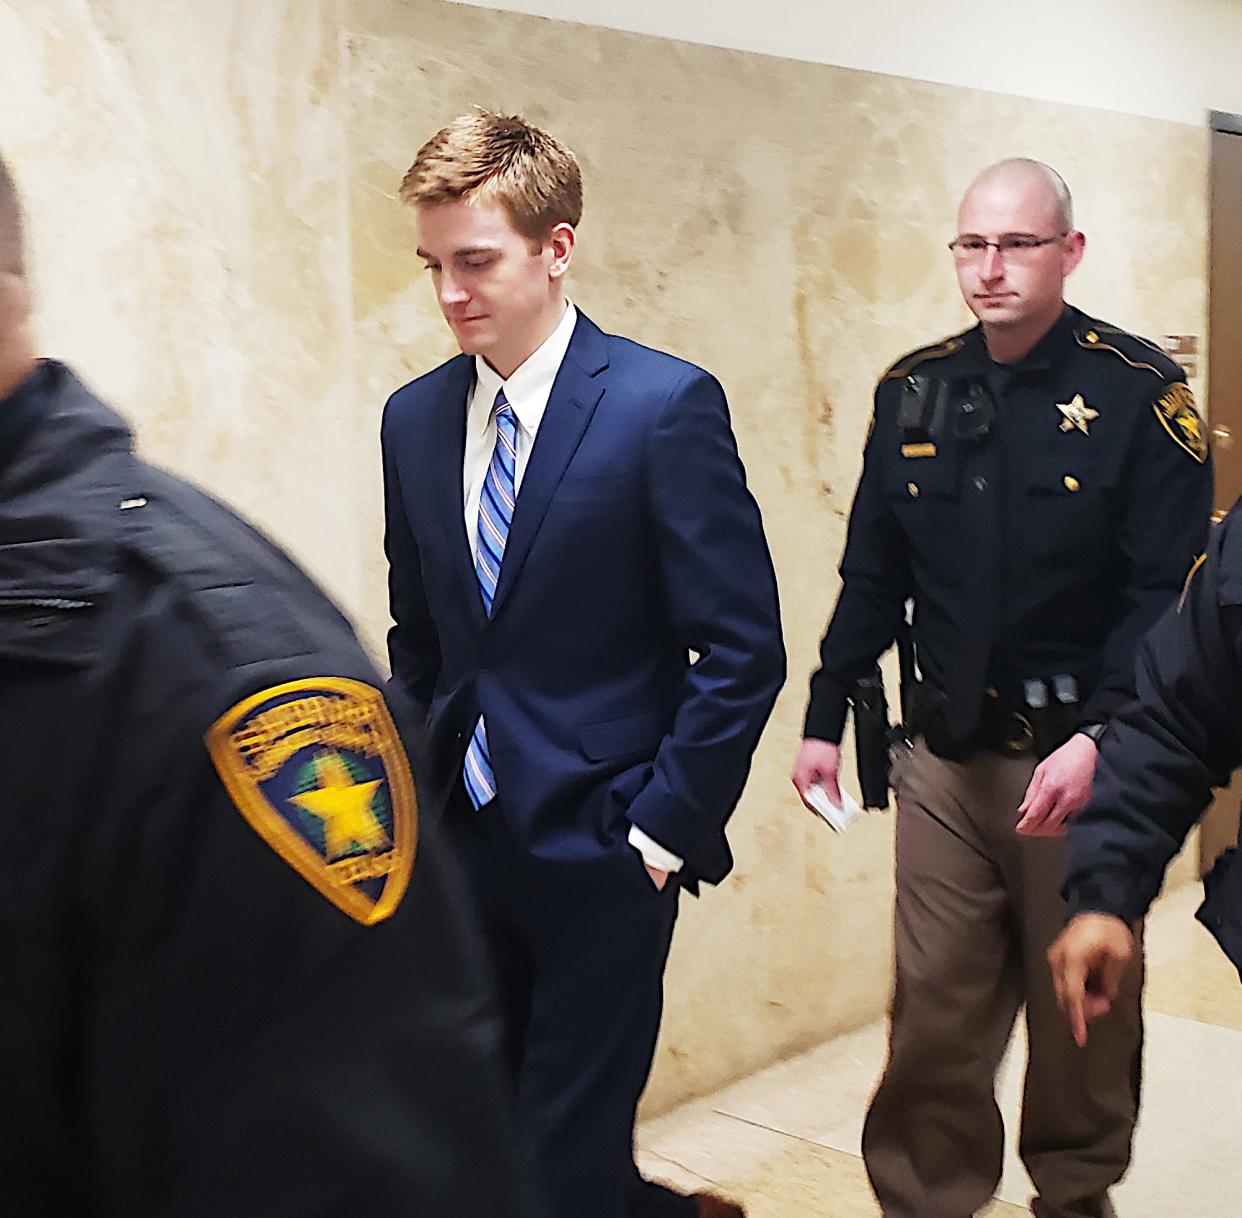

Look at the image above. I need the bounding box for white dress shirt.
[463,302,578,555]
[463,302,683,877]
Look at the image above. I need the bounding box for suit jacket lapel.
[430,355,486,627]
[489,314,609,619]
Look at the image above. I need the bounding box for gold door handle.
[1212,424,1233,448]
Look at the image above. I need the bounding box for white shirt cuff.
[627,824,684,873]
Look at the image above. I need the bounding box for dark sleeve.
[1078,374,1213,727]
[1066,514,1242,922]
[803,390,913,743]
[382,402,441,719]
[90,657,535,1217]
[622,368,786,869]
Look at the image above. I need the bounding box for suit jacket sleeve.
[382,401,441,720]
[1066,510,1242,923]
[623,369,785,871]
[1078,373,1213,727]
[803,388,913,743]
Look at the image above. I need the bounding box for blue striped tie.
[463,390,517,809]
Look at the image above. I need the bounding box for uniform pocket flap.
[1025,466,1098,495]
[885,454,959,499]
[0,540,110,666]
[1022,443,1118,495]
[0,538,110,597]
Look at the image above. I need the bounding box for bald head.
[953,157,1085,362]
[0,152,24,277]
[961,158,1073,235]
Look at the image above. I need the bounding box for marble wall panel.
[344,0,1207,1113]
[0,0,366,613]
[0,0,1209,1116]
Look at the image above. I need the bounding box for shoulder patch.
[881,334,968,382]
[1153,382,1209,463]
[206,678,417,925]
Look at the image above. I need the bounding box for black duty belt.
[914,680,1084,762]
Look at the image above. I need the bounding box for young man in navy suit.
[382,112,785,1218]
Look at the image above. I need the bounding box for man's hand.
[1016,732,1097,836]
[644,863,669,891]
[1047,913,1136,1048]
[792,738,842,811]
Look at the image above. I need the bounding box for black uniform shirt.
[1066,501,1242,978]
[0,363,536,1218]
[805,305,1213,751]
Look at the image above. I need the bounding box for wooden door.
[1201,111,1242,871]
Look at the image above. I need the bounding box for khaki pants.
[862,742,1142,1218]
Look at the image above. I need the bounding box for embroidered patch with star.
[1154,383,1208,463]
[206,677,417,925]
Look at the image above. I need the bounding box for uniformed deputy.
[792,159,1213,1218]
[1050,500,1242,1048]
[0,153,536,1215]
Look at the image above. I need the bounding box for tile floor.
[637,883,1241,1216]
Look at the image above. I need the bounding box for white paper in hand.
[804,783,863,833]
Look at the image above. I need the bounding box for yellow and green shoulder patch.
[1154,382,1208,464]
[206,677,417,925]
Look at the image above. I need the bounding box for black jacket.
[805,306,1213,753]
[0,362,535,1216]
[1066,499,1242,979]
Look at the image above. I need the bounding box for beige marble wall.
[344,0,1208,1113]
[0,0,1209,1115]
[0,0,364,608]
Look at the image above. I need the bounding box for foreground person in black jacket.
[1052,502,1242,1047]
[0,153,535,1216]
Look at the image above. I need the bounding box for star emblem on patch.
[289,752,388,860]
[206,678,418,925]
[1057,394,1099,435]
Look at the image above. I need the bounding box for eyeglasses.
[948,233,1067,262]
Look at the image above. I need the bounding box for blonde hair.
[400,110,582,246]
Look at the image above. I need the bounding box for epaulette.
[881,331,971,382]
[118,465,318,668]
[1073,321,1182,381]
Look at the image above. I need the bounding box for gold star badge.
[290,751,387,859]
[1057,394,1099,435]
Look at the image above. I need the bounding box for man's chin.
[450,328,489,356]
[971,301,1023,326]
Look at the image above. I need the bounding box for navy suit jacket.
[381,311,785,886]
